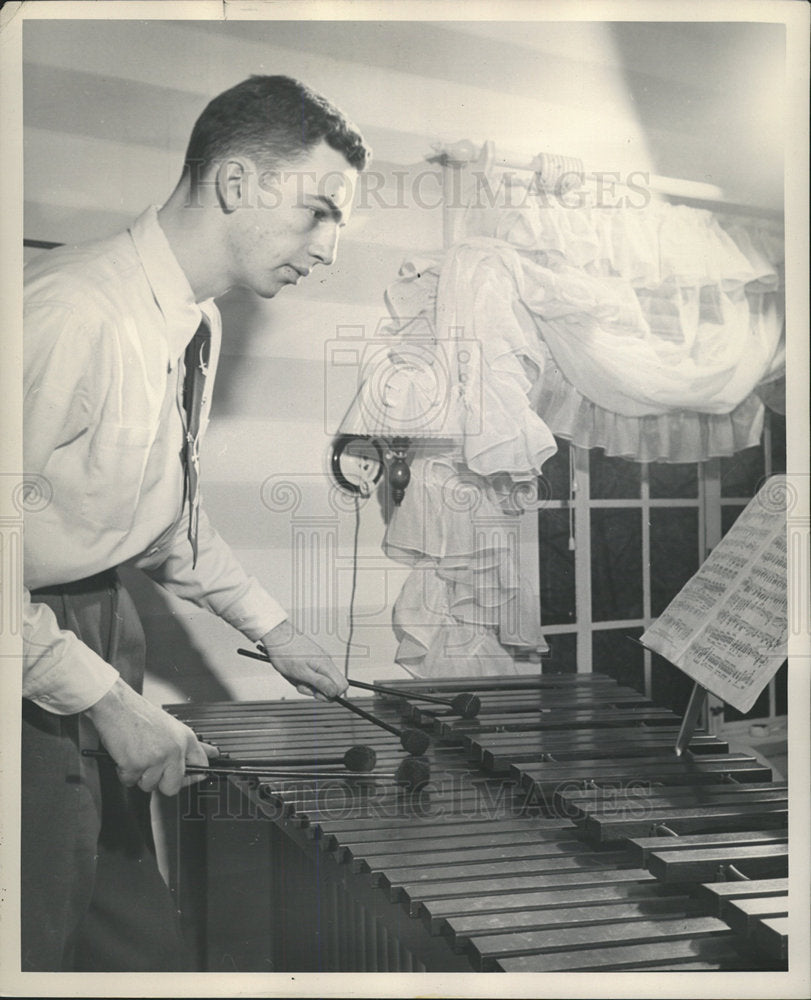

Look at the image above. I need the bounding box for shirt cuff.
[25,635,121,715]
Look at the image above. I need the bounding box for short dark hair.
[183,75,370,185]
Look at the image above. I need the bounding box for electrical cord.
[343,491,363,679]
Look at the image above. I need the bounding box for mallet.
[82,748,427,789]
[236,647,432,755]
[214,745,377,773]
[331,693,431,756]
[346,677,480,719]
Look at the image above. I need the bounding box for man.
[22,75,370,971]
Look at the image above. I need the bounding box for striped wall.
[22,18,785,706]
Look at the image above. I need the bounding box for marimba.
[165,671,789,972]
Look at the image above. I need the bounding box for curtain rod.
[427,140,783,222]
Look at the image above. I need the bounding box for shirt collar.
[128,206,215,361]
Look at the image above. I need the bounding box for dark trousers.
[22,570,188,971]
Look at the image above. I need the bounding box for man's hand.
[85,678,217,795]
[260,619,348,700]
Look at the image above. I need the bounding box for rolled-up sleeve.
[135,505,288,640]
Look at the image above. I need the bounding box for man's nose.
[309,225,340,267]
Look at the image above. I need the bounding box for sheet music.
[641,476,788,713]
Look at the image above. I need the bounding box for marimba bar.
[166,670,790,972]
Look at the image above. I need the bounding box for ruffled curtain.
[338,192,784,676]
[377,200,784,467]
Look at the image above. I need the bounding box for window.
[538,411,787,723]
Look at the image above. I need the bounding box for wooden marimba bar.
[166,671,789,972]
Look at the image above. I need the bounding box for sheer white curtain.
[382,194,784,467]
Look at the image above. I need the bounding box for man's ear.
[216,158,250,212]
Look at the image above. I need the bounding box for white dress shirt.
[23,206,287,714]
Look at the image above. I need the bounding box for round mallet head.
[451,692,481,719]
[395,756,431,791]
[342,745,377,773]
[400,728,431,756]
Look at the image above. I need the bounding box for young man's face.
[225,140,358,299]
